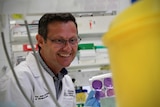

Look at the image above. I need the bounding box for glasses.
[47,36,81,47]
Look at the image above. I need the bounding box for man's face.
[37,21,78,72]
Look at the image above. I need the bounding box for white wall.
[1,0,120,14]
[119,0,131,13]
[1,0,131,15]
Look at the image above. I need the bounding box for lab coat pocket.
[62,96,74,107]
[61,89,75,107]
[34,92,52,107]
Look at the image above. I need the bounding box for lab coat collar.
[37,51,68,80]
[37,51,56,78]
[26,52,68,79]
[26,52,43,78]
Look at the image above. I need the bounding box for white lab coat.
[0,53,76,107]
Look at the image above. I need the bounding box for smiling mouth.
[59,53,71,57]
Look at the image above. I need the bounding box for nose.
[62,41,72,51]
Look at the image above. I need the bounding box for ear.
[36,34,44,48]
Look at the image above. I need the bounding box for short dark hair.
[38,13,78,40]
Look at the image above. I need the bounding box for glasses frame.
[47,36,81,47]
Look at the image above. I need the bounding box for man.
[0,13,81,107]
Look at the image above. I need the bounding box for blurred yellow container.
[102,0,160,107]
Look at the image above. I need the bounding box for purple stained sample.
[92,80,102,89]
[106,89,114,97]
[104,77,113,87]
[95,90,105,100]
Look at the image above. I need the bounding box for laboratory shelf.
[67,61,109,71]
[78,32,104,38]
[11,32,104,45]
[11,34,37,45]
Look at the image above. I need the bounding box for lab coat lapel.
[26,52,41,78]
[26,52,56,96]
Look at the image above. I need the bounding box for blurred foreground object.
[102,0,160,107]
